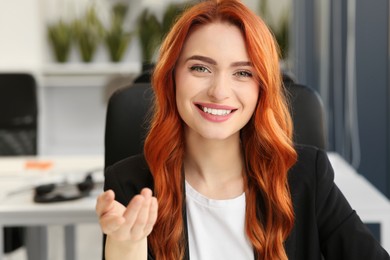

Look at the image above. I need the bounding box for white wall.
[0,0,43,73]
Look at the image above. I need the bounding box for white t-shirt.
[185,181,254,260]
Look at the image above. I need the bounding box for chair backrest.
[284,81,327,150]
[0,73,37,253]
[0,73,38,156]
[104,80,327,170]
[104,83,154,170]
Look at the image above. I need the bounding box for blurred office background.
[292,0,390,199]
[0,0,389,259]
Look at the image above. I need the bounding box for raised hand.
[96,187,158,258]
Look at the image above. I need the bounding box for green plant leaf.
[257,0,290,59]
[112,3,128,25]
[47,20,73,63]
[73,5,103,62]
[105,26,132,62]
[137,9,163,63]
[161,3,189,38]
[103,3,132,62]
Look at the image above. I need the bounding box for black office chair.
[0,73,38,253]
[104,83,154,170]
[0,73,38,155]
[284,81,327,150]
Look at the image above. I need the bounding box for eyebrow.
[186,55,217,65]
[231,61,253,67]
[185,55,252,67]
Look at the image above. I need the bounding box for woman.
[96,0,390,259]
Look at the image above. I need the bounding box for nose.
[207,74,231,101]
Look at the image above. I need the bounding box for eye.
[234,70,253,78]
[189,65,211,73]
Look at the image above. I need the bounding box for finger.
[140,188,153,198]
[122,188,152,222]
[99,214,126,234]
[95,190,115,216]
[137,188,156,235]
[100,189,153,237]
[143,197,158,235]
[106,194,145,240]
[129,194,153,239]
[122,194,145,227]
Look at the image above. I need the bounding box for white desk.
[0,153,389,259]
[328,153,390,252]
[0,155,104,260]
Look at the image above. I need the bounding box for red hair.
[144,0,297,259]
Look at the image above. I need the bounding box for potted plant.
[73,6,104,63]
[257,0,290,60]
[161,3,189,38]
[137,3,191,72]
[137,9,162,67]
[47,20,73,63]
[104,3,133,62]
[270,10,290,60]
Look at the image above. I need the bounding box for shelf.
[43,62,141,76]
[42,62,142,87]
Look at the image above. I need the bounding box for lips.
[195,103,237,122]
[201,106,232,116]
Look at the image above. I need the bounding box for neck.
[183,130,245,199]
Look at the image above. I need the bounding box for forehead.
[179,21,250,62]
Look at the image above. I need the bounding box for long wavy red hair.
[144,0,297,259]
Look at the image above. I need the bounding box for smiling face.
[175,22,259,141]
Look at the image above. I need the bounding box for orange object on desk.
[25,160,54,170]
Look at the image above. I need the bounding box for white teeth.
[202,106,232,116]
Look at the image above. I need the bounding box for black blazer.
[103,145,390,259]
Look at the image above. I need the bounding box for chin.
[199,131,238,141]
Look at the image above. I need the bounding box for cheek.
[175,73,194,121]
[243,84,260,112]
[175,78,190,106]
[175,71,205,102]
[175,86,186,118]
[175,69,186,105]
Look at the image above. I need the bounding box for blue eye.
[189,65,211,73]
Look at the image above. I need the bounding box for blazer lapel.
[182,172,190,260]
[284,225,297,260]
